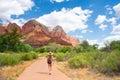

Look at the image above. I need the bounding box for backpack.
[47,58,52,64]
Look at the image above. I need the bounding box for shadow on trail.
[37,72,48,75]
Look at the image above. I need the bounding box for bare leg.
[48,64,52,75]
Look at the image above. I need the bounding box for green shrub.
[98,50,120,73]
[68,55,90,68]
[31,53,38,59]
[20,53,38,61]
[0,52,38,67]
[0,54,21,66]
[20,53,33,61]
[54,52,71,61]
[56,46,72,53]
[34,47,45,53]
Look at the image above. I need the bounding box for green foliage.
[80,40,89,49]
[0,27,33,52]
[20,53,33,61]
[98,50,120,73]
[68,49,120,73]
[101,40,120,52]
[0,52,38,66]
[92,44,99,50]
[68,54,90,68]
[34,43,72,53]
[56,46,72,53]
[54,52,70,61]
[72,46,84,53]
[20,53,38,61]
[0,28,21,52]
[19,44,33,52]
[67,51,101,68]
[34,47,45,53]
[74,40,99,53]
[68,50,120,73]
[110,40,120,50]
[0,54,21,66]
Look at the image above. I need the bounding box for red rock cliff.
[0,20,79,47]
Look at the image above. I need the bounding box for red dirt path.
[17,59,71,80]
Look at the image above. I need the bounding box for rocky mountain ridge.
[0,20,79,47]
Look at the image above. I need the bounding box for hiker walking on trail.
[47,52,53,75]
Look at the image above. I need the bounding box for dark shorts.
[47,59,52,64]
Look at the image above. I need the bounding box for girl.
[47,52,53,75]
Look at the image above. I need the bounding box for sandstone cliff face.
[0,25,5,35]
[49,25,72,46]
[7,23,21,33]
[0,23,21,35]
[0,20,79,47]
[23,25,51,47]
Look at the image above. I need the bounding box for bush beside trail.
[0,52,38,67]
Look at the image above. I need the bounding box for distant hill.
[0,20,79,47]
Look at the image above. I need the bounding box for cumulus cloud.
[81,29,93,33]
[95,15,107,25]
[0,0,34,22]
[108,17,117,25]
[104,35,120,41]
[113,3,120,18]
[87,39,106,48]
[75,35,83,39]
[89,30,93,33]
[81,30,87,33]
[95,15,117,26]
[111,24,120,34]
[105,5,113,14]
[99,24,107,31]
[11,18,27,26]
[95,14,117,31]
[36,7,92,32]
[87,39,98,45]
[50,0,69,3]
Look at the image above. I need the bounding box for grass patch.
[0,52,38,67]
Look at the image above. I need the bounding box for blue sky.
[0,0,120,48]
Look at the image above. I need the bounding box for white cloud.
[95,15,107,25]
[81,29,93,33]
[98,42,106,48]
[89,30,93,33]
[36,7,92,32]
[87,39,106,48]
[111,24,120,34]
[104,35,120,41]
[75,35,83,39]
[108,17,117,25]
[95,15,117,30]
[0,0,34,21]
[81,30,87,33]
[87,39,98,45]
[11,18,27,26]
[99,24,107,31]
[105,5,113,14]
[50,0,69,3]
[113,3,120,18]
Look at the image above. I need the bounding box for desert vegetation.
[36,40,120,73]
[0,27,120,79]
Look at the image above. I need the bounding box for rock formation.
[0,25,5,35]
[0,20,79,47]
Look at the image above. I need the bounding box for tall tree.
[0,27,22,52]
[81,40,89,49]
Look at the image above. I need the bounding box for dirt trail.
[17,58,71,80]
